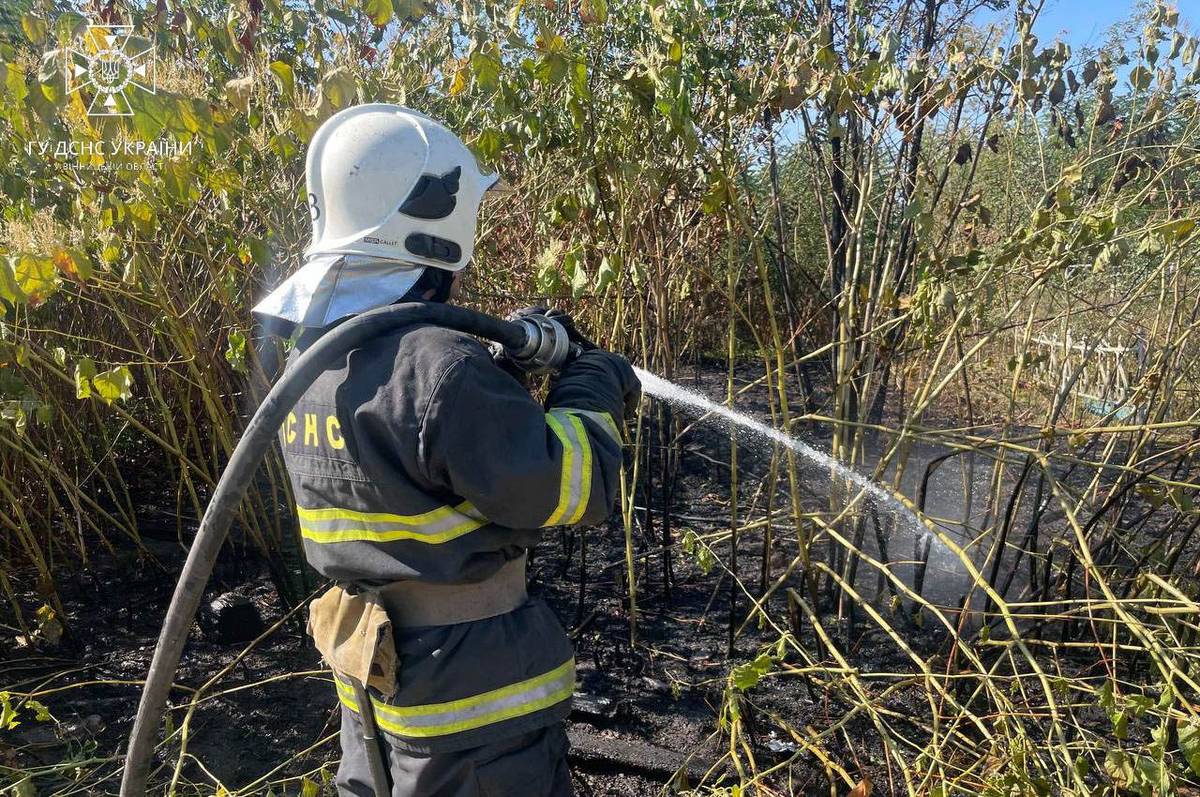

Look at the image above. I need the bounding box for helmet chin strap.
[428,269,455,302]
[401,265,456,303]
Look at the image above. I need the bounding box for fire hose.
[119,302,580,796]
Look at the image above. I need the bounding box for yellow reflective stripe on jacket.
[559,408,622,445]
[298,501,486,544]
[335,658,575,738]
[543,411,592,526]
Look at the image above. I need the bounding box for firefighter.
[252,104,639,796]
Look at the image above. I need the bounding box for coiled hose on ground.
[120,302,540,796]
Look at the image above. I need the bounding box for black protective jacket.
[280,319,627,753]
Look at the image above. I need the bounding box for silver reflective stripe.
[559,408,622,445]
[335,657,576,738]
[298,501,485,544]
[544,411,592,526]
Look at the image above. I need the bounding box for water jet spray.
[633,367,927,533]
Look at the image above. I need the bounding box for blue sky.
[771,1,1193,150]
[979,0,1197,53]
[1022,0,1141,50]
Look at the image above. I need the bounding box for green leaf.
[548,193,580,225]
[300,777,319,797]
[595,253,619,292]
[1129,65,1153,91]
[269,61,295,96]
[1112,710,1128,740]
[668,39,683,63]
[91,366,134,404]
[14,255,57,305]
[4,63,29,106]
[0,692,19,731]
[364,0,394,26]
[448,63,468,96]
[270,133,298,160]
[244,236,271,267]
[472,128,503,165]
[1181,720,1200,776]
[124,252,147,286]
[1153,218,1196,240]
[570,258,589,298]
[52,11,87,42]
[1098,679,1115,711]
[1126,693,1154,716]
[561,248,587,297]
[1092,241,1122,273]
[320,67,358,109]
[125,202,157,237]
[681,529,697,554]
[34,604,61,644]
[74,358,96,399]
[731,653,774,691]
[1104,750,1132,787]
[176,97,210,135]
[1137,232,1166,256]
[701,176,727,214]
[225,330,248,374]
[535,53,568,85]
[20,14,48,45]
[392,0,427,21]
[571,58,590,101]
[323,8,356,26]
[0,258,26,306]
[129,91,171,141]
[470,43,501,91]
[1,403,27,435]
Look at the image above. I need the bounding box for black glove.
[508,306,548,320]
[548,348,641,423]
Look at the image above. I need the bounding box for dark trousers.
[336,707,573,797]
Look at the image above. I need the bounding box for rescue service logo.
[23,19,186,169]
[65,24,156,117]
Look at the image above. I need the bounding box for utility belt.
[306,554,528,697]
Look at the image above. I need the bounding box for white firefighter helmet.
[304,103,498,270]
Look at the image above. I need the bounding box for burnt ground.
[2,359,1186,795]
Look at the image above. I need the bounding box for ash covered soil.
[3,360,1024,795]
